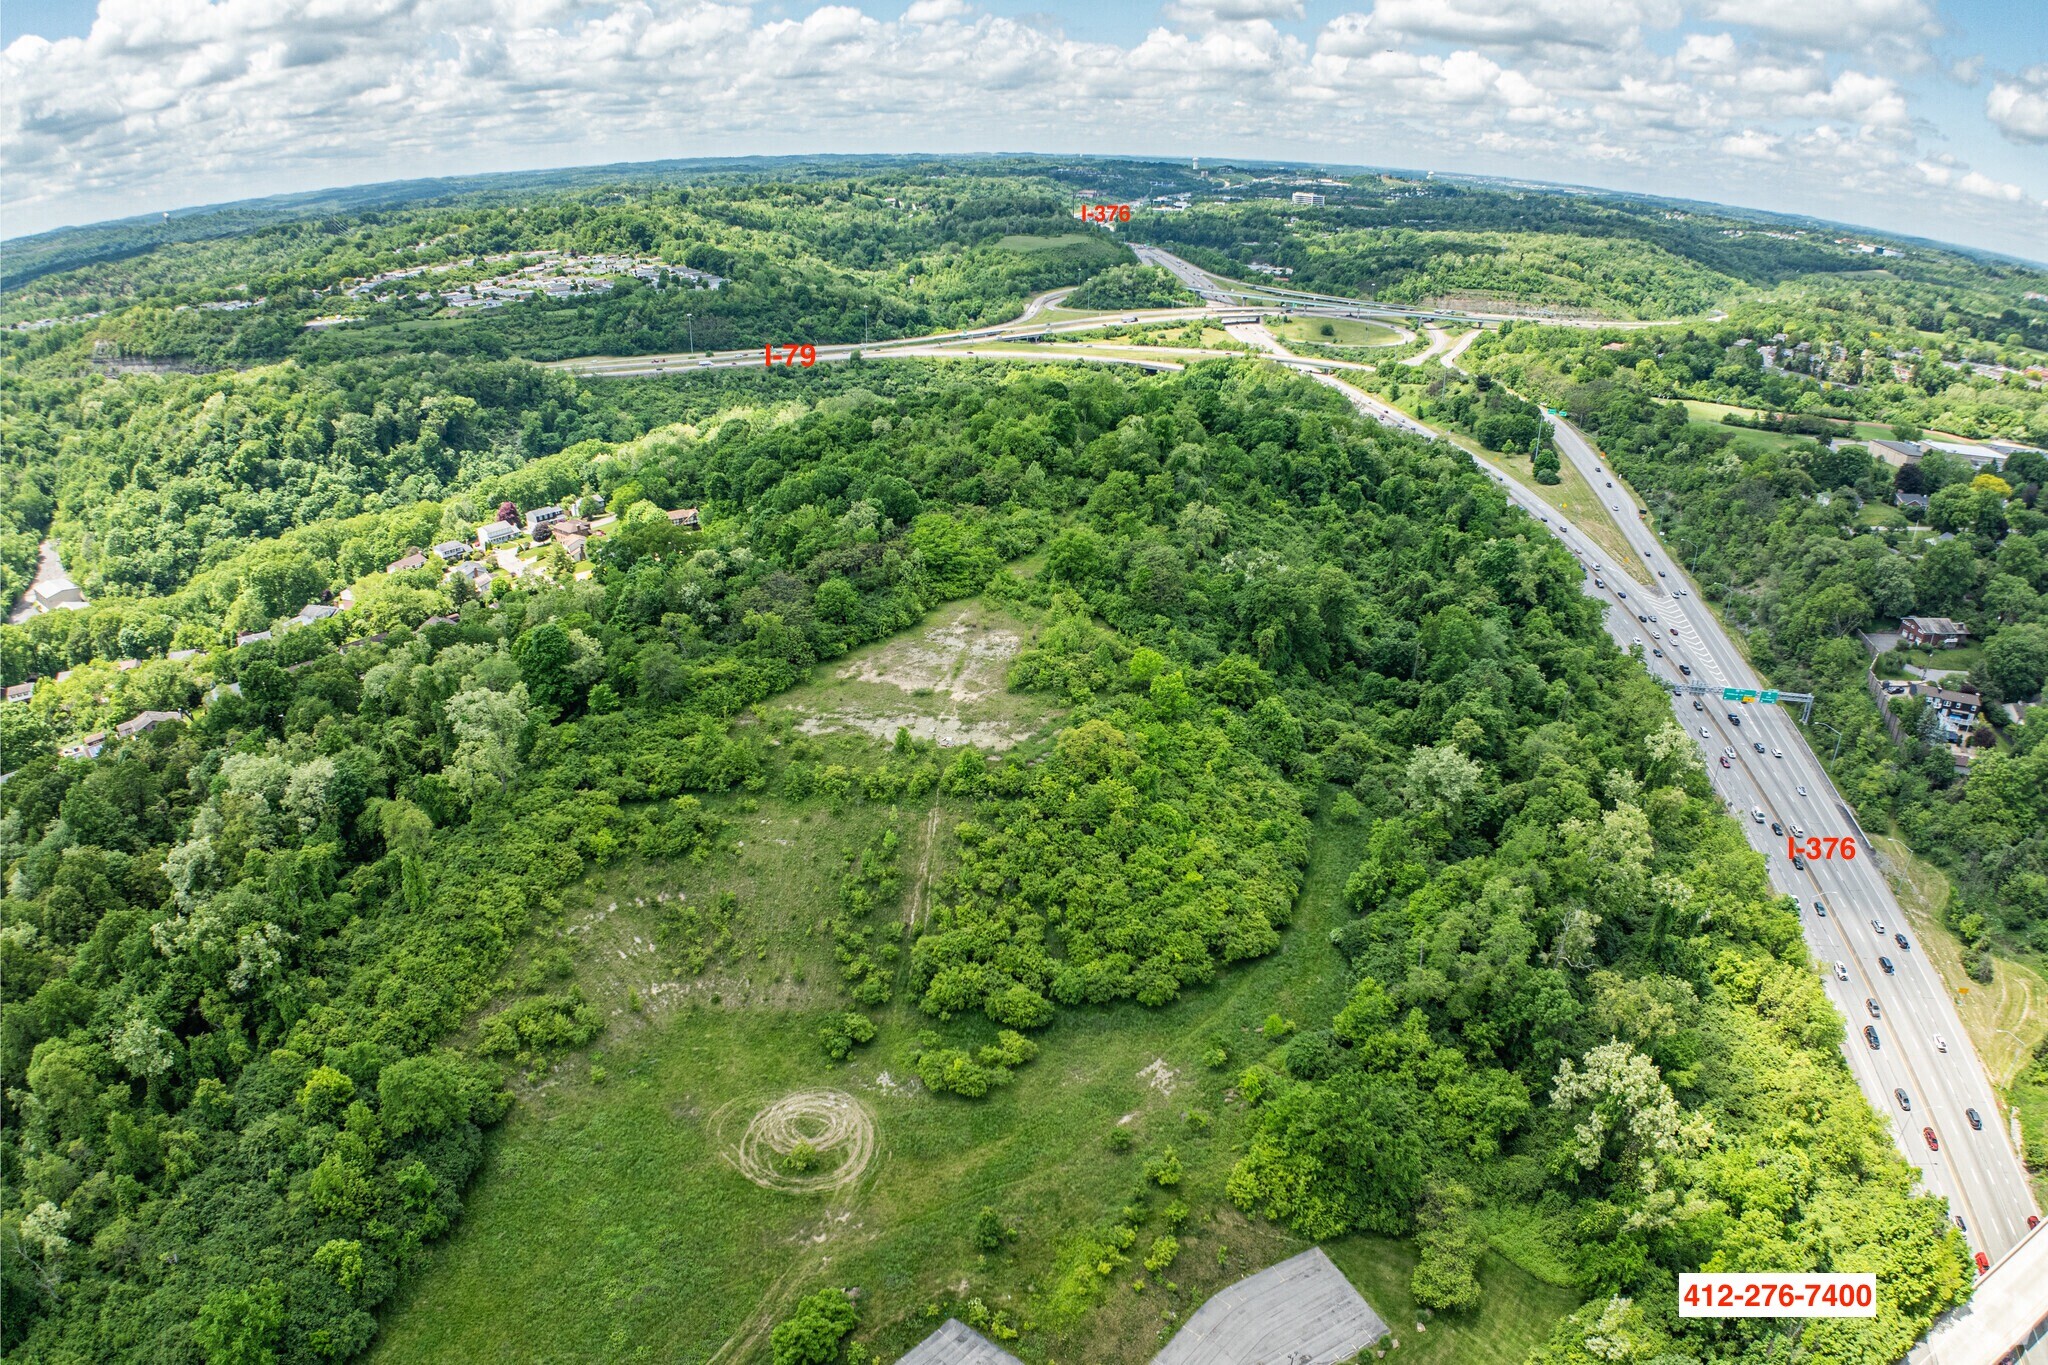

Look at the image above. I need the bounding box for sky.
[3,0,2045,259]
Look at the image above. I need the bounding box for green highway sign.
[1761,690,1780,704]
[1722,687,1761,702]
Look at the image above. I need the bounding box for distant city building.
[1291,192,1325,206]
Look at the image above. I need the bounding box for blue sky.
[4,0,2044,258]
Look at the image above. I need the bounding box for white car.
[1752,807,1766,823]
[1773,748,1783,757]
[1834,962,1849,981]
[1934,1035,1948,1053]
[1699,727,1711,739]
[1797,785,1807,796]
[1724,747,1736,759]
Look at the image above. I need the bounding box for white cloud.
[1326,0,1679,50]
[1162,0,1304,22]
[1720,128,1780,160]
[1915,158,2027,203]
[0,0,2040,260]
[1987,66,2048,145]
[902,0,970,22]
[1699,0,1936,47]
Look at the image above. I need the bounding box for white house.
[432,540,471,562]
[525,505,566,531]
[476,520,519,549]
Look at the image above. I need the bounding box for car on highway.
[697,357,712,367]
[1792,853,1806,869]
[1700,728,1711,739]
[1692,698,1703,709]
[1617,589,1626,598]
[1797,785,1807,795]
[1833,962,1849,981]
[1975,1252,1989,1274]
[1934,1034,1947,1052]
[1753,741,1766,753]
[1652,647,1664,657]
[1728,714,1741,726]
[1879,956,1895,974]
[1923,1127,1938,1151]
[1679,663,1692,675]
[1866,998,1880,1017]
[1751,807,1766,823]
[1770,821,1783,835]
[1955,1216,1967,1232]
[1894,1087,1909,1108]
[1668,627,1678,636]
[1814,901,1826,916]
[1773,747,1783,757]
[1718,756,1730,768]
[1593,577,1604,587]
[1872,919,1885,934]
[1637,613,1647,622]
[1605,480,1613,487]
[1895,933,1910,950]
[1864,1024,1880,1049]
[1792,826,1804,838]
[1611,504,1619,511]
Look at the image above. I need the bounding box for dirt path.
[908,806,942,933]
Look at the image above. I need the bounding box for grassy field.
[1268,316,1405,348]
[1449,432,1650,584]
[370,603,1584,1364]
[1324,1241,1577,1365]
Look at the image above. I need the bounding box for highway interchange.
[554,246,2044,1320]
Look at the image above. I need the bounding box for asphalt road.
[1540,413,2040,1263]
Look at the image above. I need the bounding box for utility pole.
[863,306,870,348]
[686,313,694,355]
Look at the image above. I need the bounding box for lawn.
[1323,1240,1578,1365]
[1448,430,1650,585]
[1268,316,1405,348]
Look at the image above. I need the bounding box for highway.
[1539,414,2039,1262]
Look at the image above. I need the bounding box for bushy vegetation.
[1471,321,2048,970]
[1065,265,1194,312]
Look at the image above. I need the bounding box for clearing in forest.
[778,599,1054,751]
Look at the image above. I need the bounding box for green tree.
[769,1288,859,1365]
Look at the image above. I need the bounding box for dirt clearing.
[779,600,1054,751]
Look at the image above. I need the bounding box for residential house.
[1900,616,1969,648]
[431,540,471,562]
[421,614,461,629]
[666,507,701,531]
[525,505,566,531]
[289,602,340,628]
[1912,683,1982,743]
[445,561,493,588]
[236,629,272,647]
[476,520,520,549]
[573,492,606,518]
[387,549,429,573]
[168,648,201,662]
[114,658,140,672]
[1894,492,1930,512]
[555,531,588,562]
[1868,439,1923,468]
[116,709,185,739]
[337,587,356,611]
[4,681,33,703]
[60,732,108,760]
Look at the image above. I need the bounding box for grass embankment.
[371,616,1577,1364]
[1267,316,1405,348]
[1871,834,2048,1201]
[1437,427,1648,584]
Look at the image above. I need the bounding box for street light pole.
[687,313,694,355]
[1809,718,1846,762]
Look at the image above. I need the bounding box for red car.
[1719,756,1731,768]
[2030,1215,2040,1230]
[1924,1127,1939,1151]
[1974,1251,1989,1274]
